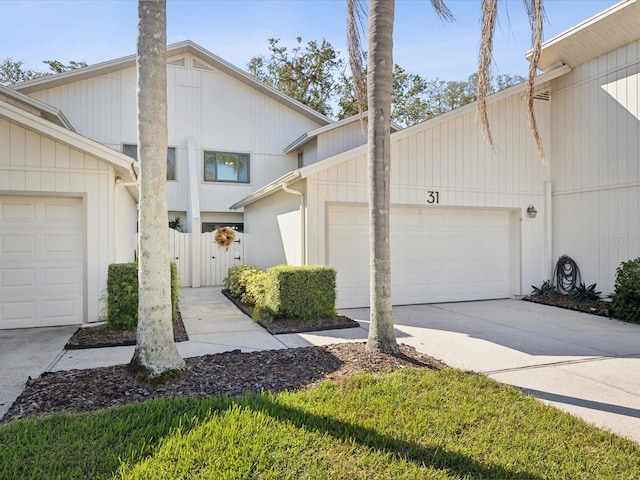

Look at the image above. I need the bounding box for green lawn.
[1,369,638,479]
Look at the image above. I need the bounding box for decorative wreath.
[215,227,235,249]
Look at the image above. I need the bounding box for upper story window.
[122,144,176,181]
[297,152,303,169]
[204,151,250,183]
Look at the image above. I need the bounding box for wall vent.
[168,57,186,67]
[193,59,213,70]
[533,89,550,102]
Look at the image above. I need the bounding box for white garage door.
[328,205,512,308]
[0,196,84,329]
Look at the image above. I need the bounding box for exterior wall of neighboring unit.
[23,53,324,221]
[303,91,552,306]
[243,185,305,269]
[316,120,367,162]
[550,40,640,294]
[0,114,136,327]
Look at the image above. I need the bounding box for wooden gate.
[201,231,246,286]
[169,228,191,287]
[169,229,246,287]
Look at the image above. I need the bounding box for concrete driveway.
[278,299,640,444]
[0,325,78,419]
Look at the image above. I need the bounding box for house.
[0,84,138,329]
[1,41,375,328]
[2,0,638,326]
[232,0,640,309]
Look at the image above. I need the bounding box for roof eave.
[0,100,137,182]
[229,170,301,210]
[13,40,332,127]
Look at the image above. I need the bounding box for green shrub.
[264,265,336,320]
[531,280,556,298]
[107,262,179,331]
[568,282,601,302]
[224,265,262,300]
[611,258,640,323]
[242,269,269,307]
[107,263,138,330]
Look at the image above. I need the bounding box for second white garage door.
[0,196,84,329]
[328,205,513,308]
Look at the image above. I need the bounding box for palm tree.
[129,0,186,377]
[348,0,544,353]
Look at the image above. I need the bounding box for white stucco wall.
[243,185,305,269]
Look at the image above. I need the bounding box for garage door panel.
[0,196,83,328]
[1,268,35,287]
[2,234,36,255]
[329,205,512,308]
[0,202,36,221]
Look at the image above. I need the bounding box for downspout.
[281,183,306,265]
[115,178,140,262]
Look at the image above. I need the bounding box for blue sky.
[1,0,616,81]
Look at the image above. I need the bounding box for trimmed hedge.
[107,262,179,331]
[611,257,640,324]
[264,265,336,320]
[223,265,265,305]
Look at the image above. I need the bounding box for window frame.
[203,150,250,184]
[122,144,177,182]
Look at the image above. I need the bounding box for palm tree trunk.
[129,0,185,377]
[366,0,398,354]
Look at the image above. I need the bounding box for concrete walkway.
[1,288,639,446]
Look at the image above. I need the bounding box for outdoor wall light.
[527,205,538,218]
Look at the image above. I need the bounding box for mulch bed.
[523,294,612,317]
[64,313,189,350]
[2,342,447,423]
[222,289,360,334]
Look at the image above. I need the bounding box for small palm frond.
[524,0,546,162]
[430,0,454,22]
[477,0,498,147]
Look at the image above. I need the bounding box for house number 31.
[426,191,440,204]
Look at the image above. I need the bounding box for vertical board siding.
[551,40,640,293]
[25,52,324,215]
[0,116,123,323]
[200,231,245,286]
[169,229,191,286]
[306,92,550,291]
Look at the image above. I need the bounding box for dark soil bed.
[222,289,360,334]
[2,343,446,423]
[65,313,189,349]
[523,294,611,317]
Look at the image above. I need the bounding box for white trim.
[0,100,137,182]
[13,40,332,127]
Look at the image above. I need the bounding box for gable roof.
[12,40,332,127]
[531,0,640,71]
[0,98,138,185]
[283,113,402,154]
[0,84,74,131]
[230,64,571,210]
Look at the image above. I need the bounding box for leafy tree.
[247,37,344,117]
[42,60,88,74]
[129,0,185,378]
[0,58,87,86]
[0,57,87,85]
[0,58,45,85]
[347,0,543,354]
[338,69,524,126]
